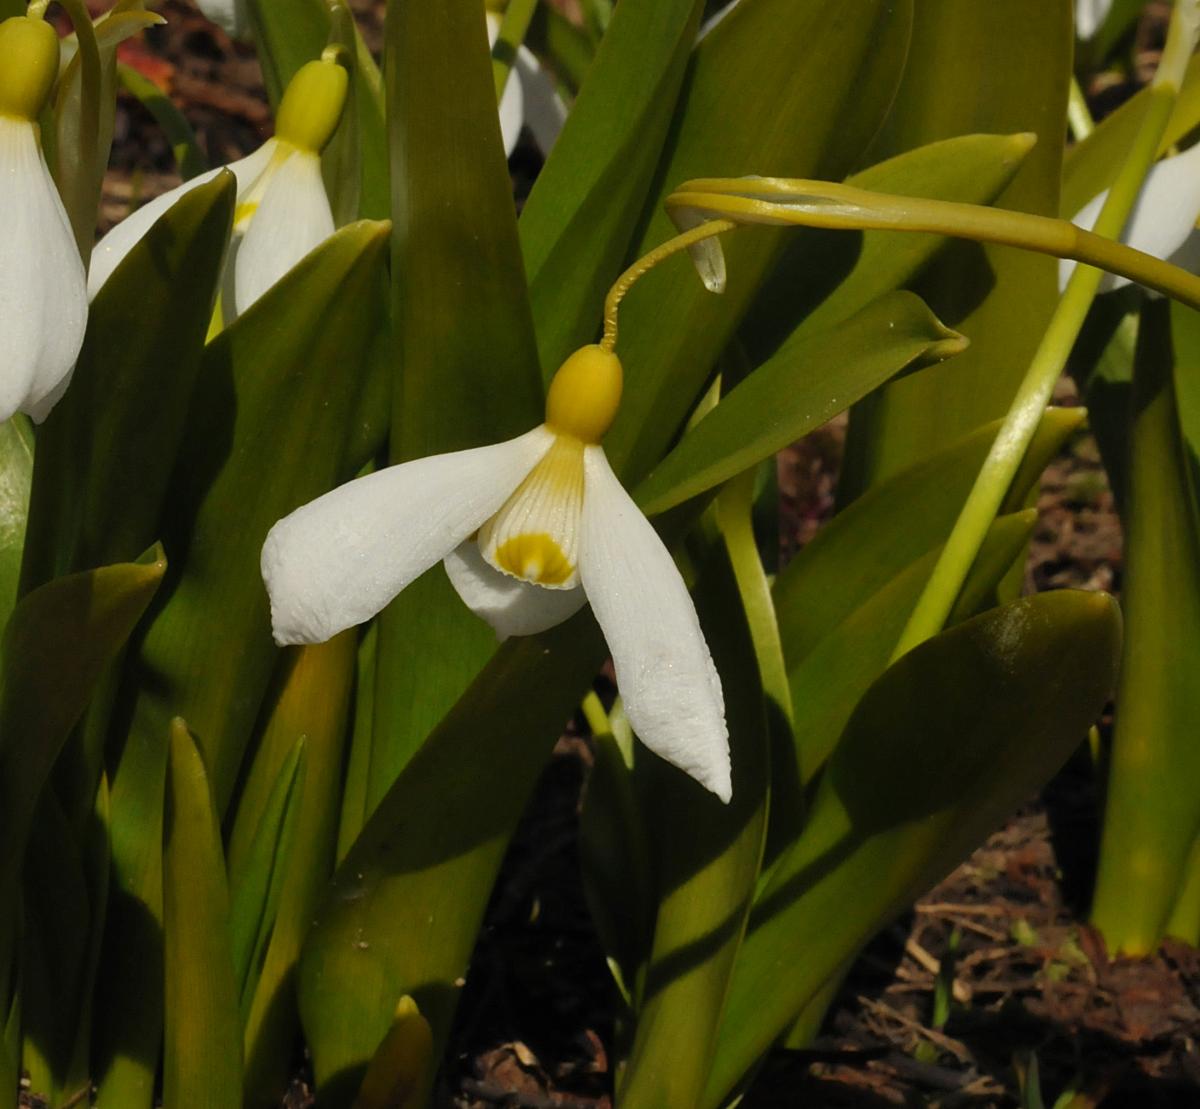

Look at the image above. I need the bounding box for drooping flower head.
[89,52,348,318]
[0,11,88,423]
[262,343,732,803]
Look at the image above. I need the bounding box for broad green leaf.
[704,590,1122,1106]
[22,171,234,591]
[353,996,434,1109]
[1091,300,1200,955]
[741,132,1035,362]
[527,5,595,92]
[788,509,1037,788]
[0,417,33,633]
[519,0,705,372]
[162,720,242,1109]
[239,635,356,1108]
[93,221,388,1108]
[842,0,1070,496]
[607,0,913,485]
[773,407,1084,665]
[116,62,207,179]
[337,622,377,863]
[300,616,608,1101]
[369,0,545,814]
[634,291,966,516]
[0,546,164,1035]
[1165,833,1200,946]
[245,0,387,219]
[228,739,306,1011]
[617,540,768,1109]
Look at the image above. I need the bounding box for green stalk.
[492,0,539,101]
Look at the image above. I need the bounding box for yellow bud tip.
[274,58,349,154]
[545,345,623,444]
[0,16,59,122]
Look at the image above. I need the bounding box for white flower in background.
[489,11,567,157]
[1060,141,1200,293]
[195,0,248,40]
[262,345,732,803]
[90,55,348,317]
[0,13,88,424]
[1076,0,1114,40]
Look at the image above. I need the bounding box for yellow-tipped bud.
[0,16,59,122]
[545,345,624,444]
[274,58,349,154]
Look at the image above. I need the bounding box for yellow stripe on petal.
[479,433,585,589]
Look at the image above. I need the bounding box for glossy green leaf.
[300,616,608,1102]
[1091,300,1200,955]
[634,291,966,516]
[526,5,594,92]
[842,0,1070,496]
[369,0,545,814]
[774,407,1084,666]
[93,221,388,1108]
[22,171,234,592]
[617,539,769,1109]
[162,719,242,1109]
[239,635,356,1108]
[245,0,387,219]
[0,417,33,634]
[704,590,1122,1106]
[228,739,306,1011]
[788,509,1036,788]
[0,548,164,1008]
[116,62,207,179]
[353,996,433,1109]
[741,132,1035,364]
[607,0,913,485]
[519,0,704,372]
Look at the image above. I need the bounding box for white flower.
[1060,141,1200,293]
[89,57,347,316]
[1076,0,1113,40]
[195,0,249,39]
[487,12,567,157]
[261,345,732,802]
[0,15,87,424]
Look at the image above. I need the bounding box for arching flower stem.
[600,218,736,353]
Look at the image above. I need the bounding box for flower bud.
[274,58,349,154]
[0,15,59,122]
[545,345,624,444]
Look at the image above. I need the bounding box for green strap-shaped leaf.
[237,635,356,1107]
[634,290,966,515]
[774,407,1084,667]
[741,132,1035,363]
[300,617,609,1101]
[617,538,769,1109]
[841,0,1070,497]
[605,0,914,485]
[0,548,165,1010]
[116,62,208,180]
[368,0,545,814]
[93,221,388,1109]
[162,720,242,1109]
[519,0,705,372]
[1091,300,1200,955]
[703,590,1121,1106]
[0,417,33,635]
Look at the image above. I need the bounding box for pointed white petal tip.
[261,427,554,646]
[578,447,732,803]
[196,0,251,39]
[444,542,587,640]
[0,118,87,423]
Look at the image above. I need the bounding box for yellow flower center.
[274,58,349,155]
[0,16,58,123]
[479,435,585,589]
[544,345,623,445]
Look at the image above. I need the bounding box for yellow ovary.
[479,434,585,589]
